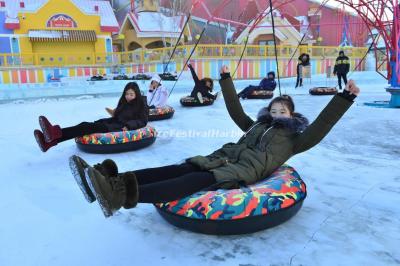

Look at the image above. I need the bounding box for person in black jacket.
[238,71,277,99]
[333,51,350,90]
[34,82,148,152]
[295,53,310,88]
[188,64,218,103]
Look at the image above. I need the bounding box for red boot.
[34,129,57,152]
[39,116,62,142]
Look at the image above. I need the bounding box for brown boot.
[94,159,118,178]
[34,129,57,152]
[39,116,62,142]
[69,155,119,203]
[121,171,139,209]
[85,167,137,217]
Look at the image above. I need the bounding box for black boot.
[69,155,119,203]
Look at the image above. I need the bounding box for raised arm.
[293,80,359,154]
[188,64,200,84]
[219,66,254,131]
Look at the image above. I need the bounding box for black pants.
[337,73,348,90]
[295,64,303,88]
[125,163,217,205]
[295,77,303,88]
[60,122,109,142]
[238,85,260,98]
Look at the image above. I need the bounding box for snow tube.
[149,106,175,121]
[89,76,107,81]
[247,90,274,99]
[75,126,157,154]
[309,87,338,95]
[180,96,214,107]
[159,73,177,81]
[113,75,130,80]
[155,165,306,235]
[133,74,151,80]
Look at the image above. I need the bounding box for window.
[259,40,275,46]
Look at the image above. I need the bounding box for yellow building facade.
[116,0,191,52]
[9,0,118,65]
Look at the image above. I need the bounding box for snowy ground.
[0,72,399,266]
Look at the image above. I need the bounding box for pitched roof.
[71,0,119,32]
[121,11,190,39]
[0,0,119,32]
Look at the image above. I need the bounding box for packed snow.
[0,71,399,266]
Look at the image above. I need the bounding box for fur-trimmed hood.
[257,107,309,133]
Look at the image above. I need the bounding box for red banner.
[47,14,77,28]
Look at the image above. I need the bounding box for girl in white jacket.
[147,74,168,108]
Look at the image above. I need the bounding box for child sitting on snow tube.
[237,71,277,99]
[188,63,218,104]
[34,82,148,152]
[107,75,172,120]
[69,65,360,219]
[146,74,168,109]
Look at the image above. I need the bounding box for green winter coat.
[187,76,354,187]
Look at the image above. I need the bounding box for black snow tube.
[309,87,338,95]
[149,106,175,121]
[246,90,274,99]
[180,96,214,107]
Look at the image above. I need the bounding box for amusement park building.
[0,0,119,59]
[115,0,191,52]
[160,0,368,46]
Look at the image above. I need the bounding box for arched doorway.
[127,41,142,51]
[145,40,171,49]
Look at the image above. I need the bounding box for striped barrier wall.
[0,58,365,84]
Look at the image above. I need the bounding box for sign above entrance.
[46,14,78,28]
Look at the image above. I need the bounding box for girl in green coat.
[70,66,360,217]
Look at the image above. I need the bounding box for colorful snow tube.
[309,87,338,95]
[75,126,157,154]
[247,90,274,99]
[149,106,175,121]
[180,96,214,107]
[154,165,306,235]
